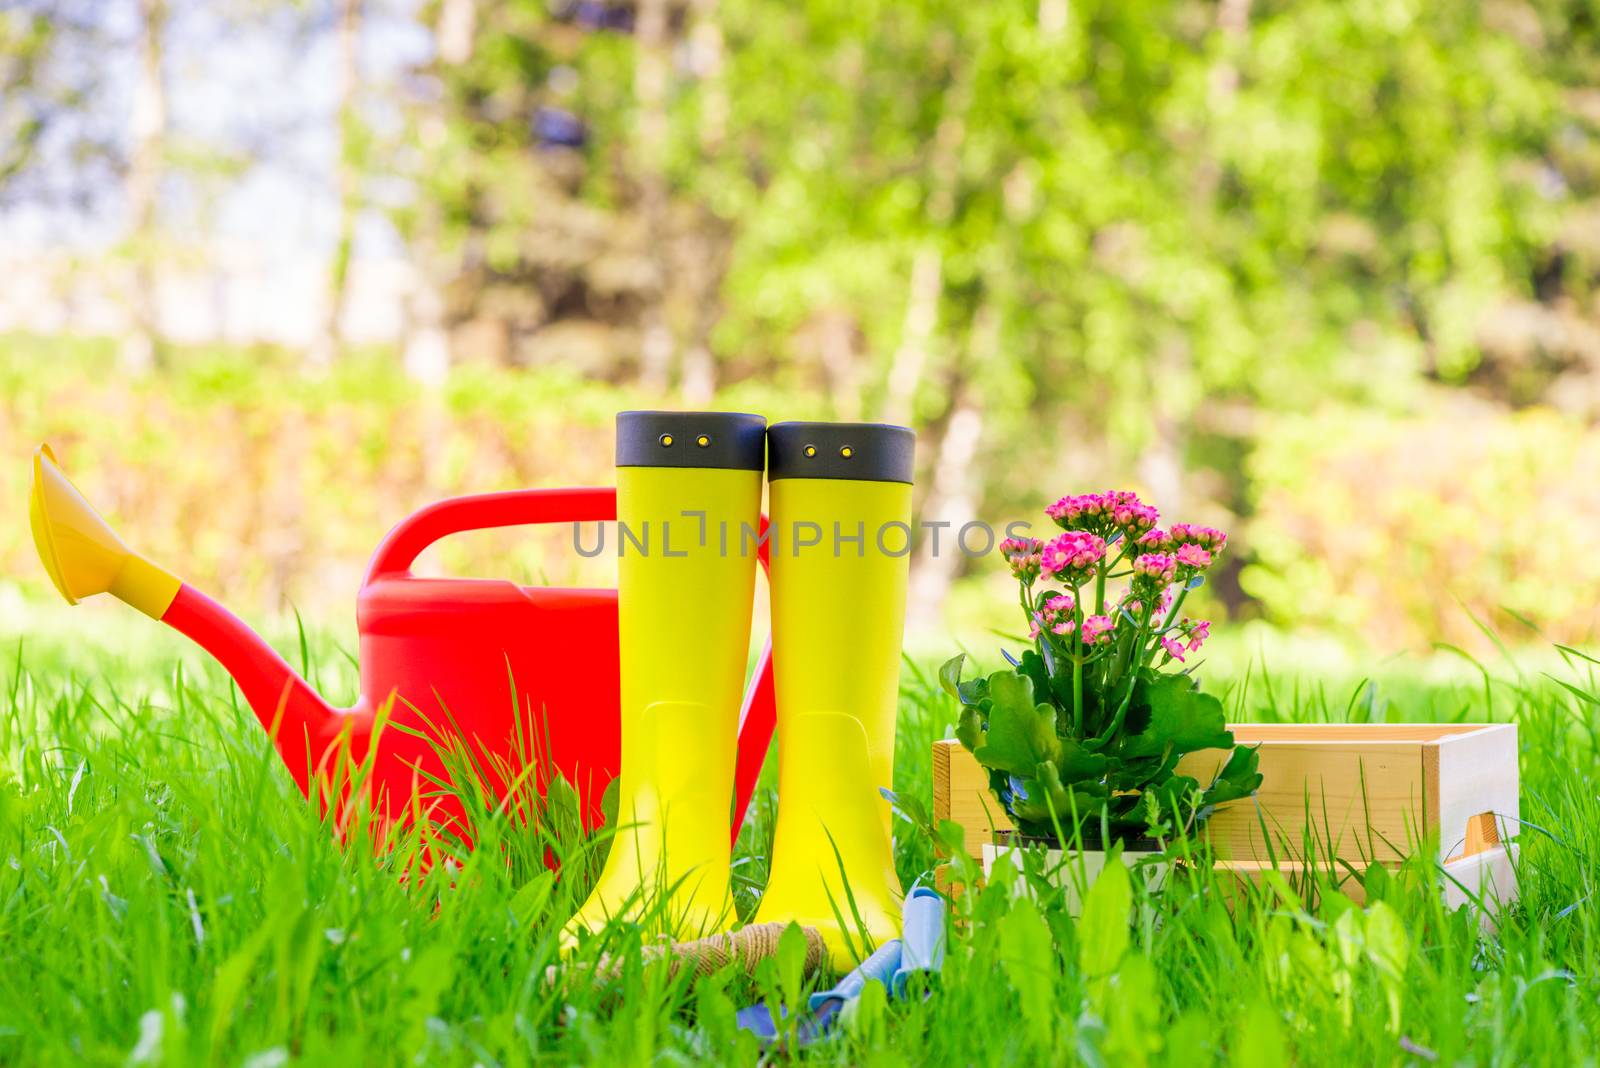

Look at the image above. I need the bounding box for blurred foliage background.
[2,0,1599,653]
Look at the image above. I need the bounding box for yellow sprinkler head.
[28,444,180,619]
[31,444,100,604]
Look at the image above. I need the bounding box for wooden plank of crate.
[931,740,1014,858]
[1225,724,1492,742]
[936,737,1430,865]
[1439,842,1519,910]
[1176,740,1428,864]
[1213,843,1519,910]
[1427,723,1519,863]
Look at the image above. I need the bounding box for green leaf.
[958,674,991,706]
[1200,744,1264,811]
[1105,755,1165,792]
[1099,952,1162,1059]
[996,896,1056,1046]
[1144,774,1202,823]
[1121,675,1233,759]
[599,775,620,829]
[776,922,809,1007]
[1016,649,1053,707]
[1231,999,1289,1068]
[938,654,966,700]
[973,670,1061,776]
[1077,857,1131,979]
[1010,761,1106,826]
[840,977,888,1044]
[508,870,554,928]
[955,704,986,753]
[1056,736,1113,782]
[1363,900,1411,984]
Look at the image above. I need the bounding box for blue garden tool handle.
[806,938,903,1013]
[736,939,903,1046]
[736,892,948,1046]
[891,886,946,997]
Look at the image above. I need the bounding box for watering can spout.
[29,445,341,794]
[30,444,181,618]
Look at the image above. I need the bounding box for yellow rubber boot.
[750,422,914,966]
[563,411,766,943]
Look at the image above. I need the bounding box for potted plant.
[941,491,1262,902]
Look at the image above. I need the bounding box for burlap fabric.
[551,922,830,986]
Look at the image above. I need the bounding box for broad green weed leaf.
[1230,999,1288,1068]
[996,896,1055,1046]
[1077,858,1131,980]
[1100,952,1162,1062]
[1364,901,1411,1031]
[776,922,808,1006]
[841,978,888,1046]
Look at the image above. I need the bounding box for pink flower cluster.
[1046,490,1159,540]
[1133,552,1178,586]
[1005,489,1230,665]
[1029,593,1078,639]
[1080,614,1115,646]
[1040,531,1106,585]
[1107,494,1160,539]
[1000,536,1045,583]
[1175,542,1212,574]
[1169,524,1227,554]
[1137,528,1171,551]
[1044,493,1107,528]
[1160,619,1211,662]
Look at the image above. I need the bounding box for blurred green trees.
[385,0,1599,638]
[3,0,1600,645]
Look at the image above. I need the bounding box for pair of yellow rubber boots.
[562,412,913,965]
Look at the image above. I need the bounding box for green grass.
[1,620,1598,1066]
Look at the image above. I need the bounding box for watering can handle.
[363,487,619,581]
[361,487,777,839]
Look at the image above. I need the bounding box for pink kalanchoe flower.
[1048,490,1160,541]
[1183,619,1211,653]
[1138,528,1172,552]
[1129,552,1177,604]
[1174,542,1213,574]
[1133,552,1178,584]
[1045,492,1109,531]
[1040,531,1106,584]
[1029,593,1078,640]
[1108,492,1159,540]
[1160,635,1187,662]
[1168,523,1227,554]
[999,536,1045,583]
[1081,614,1115,646]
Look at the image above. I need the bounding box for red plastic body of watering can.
[28,446,777,853]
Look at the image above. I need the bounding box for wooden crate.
[931,724,1519,905]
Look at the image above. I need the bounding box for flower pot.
[980,833,1170,914]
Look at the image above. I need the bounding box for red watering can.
[27,445,776,851]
